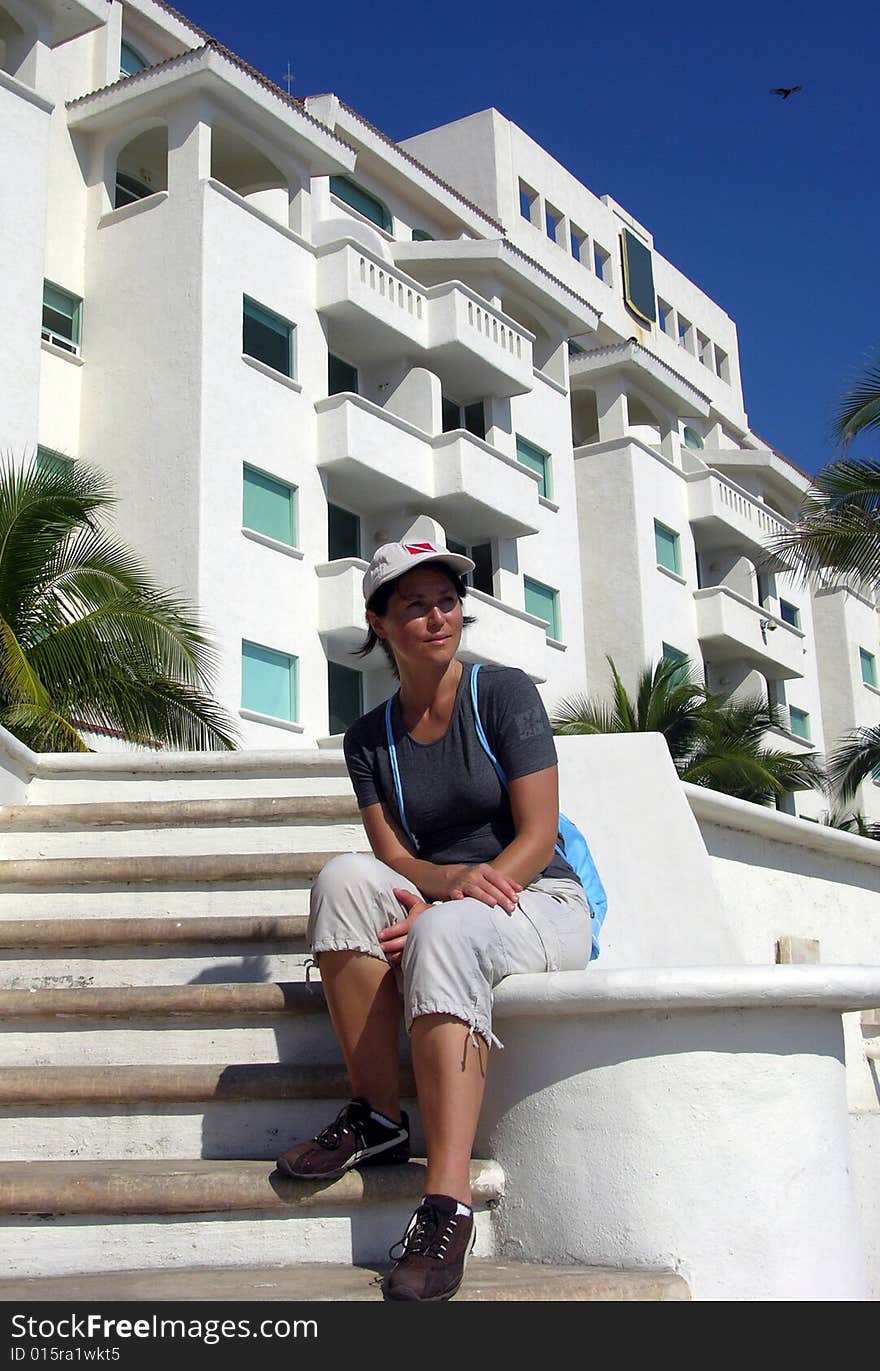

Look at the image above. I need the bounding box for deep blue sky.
[179,0,878,476]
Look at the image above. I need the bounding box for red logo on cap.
[404,542,437,555]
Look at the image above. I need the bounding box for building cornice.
[571,339,711,417]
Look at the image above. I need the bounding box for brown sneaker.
[276,1098,409,1180]
[382,1194,475,1301]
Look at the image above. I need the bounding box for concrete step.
[0,851,331,888]
[0,1259,692,1301]
[0,1159,503,1278]
[0,915,314,989]
[0,795,361,831]
[0,823,368,861]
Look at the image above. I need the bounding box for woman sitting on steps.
[277,533,592,1301]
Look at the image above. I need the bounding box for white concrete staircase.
[0,753,689,1300]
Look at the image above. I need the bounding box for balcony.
[315,241,534,398]
[315,563,548,680]
[315,394,541,540]
[694,586,806,679]
[687,470,792,559]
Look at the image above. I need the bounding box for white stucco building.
[2,0,879,820]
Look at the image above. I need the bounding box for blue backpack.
[383,663,608,960]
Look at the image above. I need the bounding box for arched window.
[329,176,392,234]
[412,228,434,242]
[683,426,704,451]
[120,40,148,78]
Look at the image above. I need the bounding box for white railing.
[465,299,523,361]
[713,476,790,539]
[355,253,425,321]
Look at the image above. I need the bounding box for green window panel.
[242,467,296,547]
[243,297,295,378]
[779,599,801,629]
[241,641,297,722]
[620,227,656,324]
[860,648,878,688]
[328,354,359,395]
[515,435,551,500]
[42,282,81,353]
[36,447,73,478]
[682,426,704,451]
[654,520,681,575]
[788,707,811,741]
[120,40,148,77]
[328,661,363,736]
[328,504,360,561]
[115,171,154,209]
[524,576,559,640]
[411,228,434,242]
[329,176,392,233]
[662,643,689,685]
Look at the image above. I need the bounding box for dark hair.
[353,561,476,680]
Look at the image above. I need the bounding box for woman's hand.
[442,864,522,913]
[379,888,431,965]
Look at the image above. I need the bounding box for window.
[657,298,673,336]
[524,576,560,640]
[697,330,713,369]
[515,435,552,500]
[411,228,434,242]
[662,643,689,685]
[545,202,562,244]
[860,647,878,688]
[42,282,81,355]
[654,520,681,576]
[328,661,363,735]
[120,40,148,77]
[442,398,485,440]
[788,706,811,741]
[570,225,586,263]
[243,297,295,378]
[36,447,73,478]
[779,599,801,629]
[242,466,297,547]
[714,345,730,383]
[329,176,392,234]
[593,243,611,283]
[114,170,154,209]
[518,179,538,224]
[448,539,494,596]
[241,641,297,722]
[682,426,704,451]
[677,314,693,352]
[328,353,358,396]
[328,503,360,560]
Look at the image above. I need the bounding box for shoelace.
[389,1203,458,1262]
[314,1105,362,1152]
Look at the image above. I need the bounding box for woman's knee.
[308,852,394,949]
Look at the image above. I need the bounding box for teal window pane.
[412,228,434,242]
[243,297,294,378]
[860,648,877,687]
[241,641,296,722]
[779,599,801,629]
[524,576,559,639]
[328,354,358,395]
[115,171,153,209]
[328,503,360,560]
[789,707,810,741]
[329,176,392,233]
[682,426,704,451]
[42,282,81,349]
[620,227,657,324]
[662,643,689,685]
[120,41,148,77]
[516,435,551,499]
[328,662,363,735]
[242,467,296,546]
[654,520,681,574]
[36,447,73,478]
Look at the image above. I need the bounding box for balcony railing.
[315,394,541,540]
[316,240,534,398]
[687,469,792,557]
[694,586,806,679]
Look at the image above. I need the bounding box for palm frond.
[826,725,880,801]
[832,357,880,447]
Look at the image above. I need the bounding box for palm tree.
[551,655,826,806]
[826,724,880,805]
[833,354,880,448]
[0,456,238,752]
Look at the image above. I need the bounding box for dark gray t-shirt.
[343,662,579,884]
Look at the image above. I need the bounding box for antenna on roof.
[283,62,295,95]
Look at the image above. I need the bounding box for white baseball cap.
[362,538,474,603]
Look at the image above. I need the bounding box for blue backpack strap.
[384,696,417,848]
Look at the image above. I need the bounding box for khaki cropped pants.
[307,852,592,1047]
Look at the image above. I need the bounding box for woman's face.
[368,564,463,672]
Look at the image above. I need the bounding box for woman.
[277,536,592,1301]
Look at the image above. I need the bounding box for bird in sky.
[770,85,803,99]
